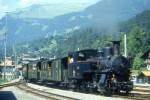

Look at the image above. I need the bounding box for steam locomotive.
[22,40,133,95]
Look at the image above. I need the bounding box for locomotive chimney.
[111,40,120,55]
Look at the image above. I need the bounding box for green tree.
[127,26,146,56]
[132,53,145,70]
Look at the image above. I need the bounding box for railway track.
[28,82,150,100]
[1,80,150,100]
[113,86,150,100]
[17,84,79,100]
[113,93,150,100]
[3,81,147,100]
[134,85,150,93]
[0,81,21,88]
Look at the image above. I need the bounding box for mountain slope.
[0,0,150,44]
[120,10,150,59]
[10,3,90,19]
[120,10,150,32]
[16,10,150,58]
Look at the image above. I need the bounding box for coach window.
[48,61,52,69]
[68,55,74,63]
[78,53,85,61]
[45,63,46,70]
[42,62,44,70]
[38,62,42,70]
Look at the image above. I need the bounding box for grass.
[0,78,8,85]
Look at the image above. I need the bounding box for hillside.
[120,10,150,32]
[0,0,150,59]
[10,3,90,19]
[120,10,150,69]
[120,10,150,58]
[0,0,150,44]
[16,28,113,58]
[15,10,150,59]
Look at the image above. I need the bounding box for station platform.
[134,83,150,87]
[3,78,21,85]
[27,83,126,100]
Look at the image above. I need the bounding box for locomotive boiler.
[98,41,133,95]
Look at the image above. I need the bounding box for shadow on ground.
[0,91,17,100]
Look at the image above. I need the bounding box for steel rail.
[0,81,21,88]
[17,84,79,100]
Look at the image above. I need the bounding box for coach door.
[37,61,41,80]
[47,61,52,80]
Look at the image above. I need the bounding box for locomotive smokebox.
[111,40,120,55]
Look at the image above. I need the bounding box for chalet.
[139,49,150,84]
[0,57,17,81]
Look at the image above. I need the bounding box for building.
[139,49,150,84]
[0,57,17,81]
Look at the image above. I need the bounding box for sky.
[0,0,101,17]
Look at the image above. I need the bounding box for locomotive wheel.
[102,88,112,96]
[80,86,86,92]
[80,82,87,92]
[88,88,95,93]
[125,90,129,95]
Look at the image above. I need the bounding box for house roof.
[0,58,14,67]
[141,71,150,77]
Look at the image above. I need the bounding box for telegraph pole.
[4,12,8,81]
[13,43,17,79]
[4,32,6,80]
[13,43,17,67]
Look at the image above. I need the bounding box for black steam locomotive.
[22,40,133,95]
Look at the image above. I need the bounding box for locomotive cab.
[68,49,99,90]
[68,49,98,63]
